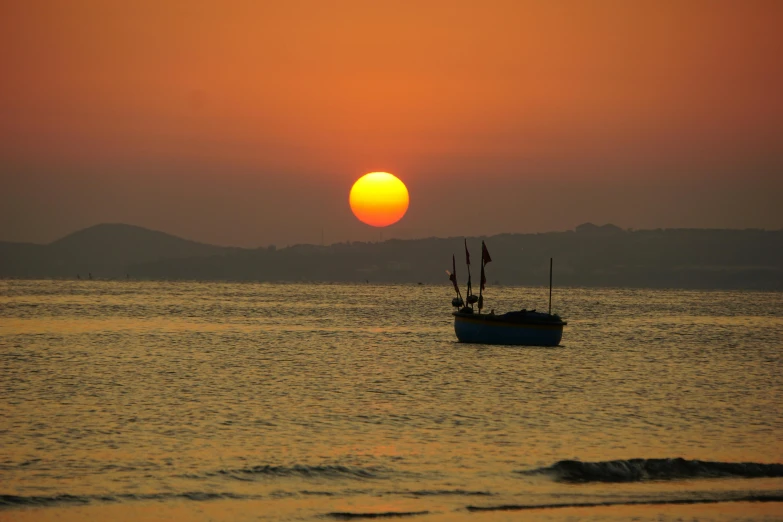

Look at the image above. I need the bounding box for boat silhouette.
[448,241,566,346]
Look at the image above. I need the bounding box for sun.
[349,172,409,227]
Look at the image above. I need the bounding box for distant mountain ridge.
[49,223,233,262]
[0,223,234,278]
[1,223,781,290]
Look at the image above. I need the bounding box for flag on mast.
[449,255,459,293]
[480,241,491,291]
[481,241,492,265]
[464,239,473,298]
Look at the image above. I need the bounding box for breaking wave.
[466,493,783,512]
[211,464,384,480]
[403,489,492,496]
[326,511,430,519]
[0,492,252,508]
[522,458,783,483]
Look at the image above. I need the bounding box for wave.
[466,493,783,512]
[522,458,783,483]
[0,492,252,508]
[404,489,492,497]
[326,511,430,519]
[212,464,383,480]
[3,489,781,513]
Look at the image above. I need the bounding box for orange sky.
[2,0,782,246]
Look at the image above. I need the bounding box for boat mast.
[464,239,473,309]
[478,259,484,314]
[448,254,463,304]
[548,257,553,315]
[478,241,491,314]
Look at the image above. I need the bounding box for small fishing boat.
[447,241,566,346]
[452,308,566,346]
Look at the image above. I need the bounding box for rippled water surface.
[1,281,782,521]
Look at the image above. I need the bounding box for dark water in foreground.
[1,281,782,521]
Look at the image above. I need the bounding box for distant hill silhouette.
[575,222,624,235]
[0,223,234,278]
[1,223,781,290]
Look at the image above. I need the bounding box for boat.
[447,240,566,346]
[453,308,566,346]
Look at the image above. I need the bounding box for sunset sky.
[2,0,782,247]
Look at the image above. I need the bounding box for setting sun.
[349,172,409,227]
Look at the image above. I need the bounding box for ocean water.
[1,280,782,521]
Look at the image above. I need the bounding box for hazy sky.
[2,0,782,247]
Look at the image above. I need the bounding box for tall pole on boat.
[548,257,553,316]
[464,239,472,309]
[478,259,483,314]
[478,241,491,314]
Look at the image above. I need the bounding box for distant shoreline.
[2,278,782,294]
[1,223,781,291]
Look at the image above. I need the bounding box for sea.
[1,280,782,521]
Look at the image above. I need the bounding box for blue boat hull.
[453,312,564,346]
